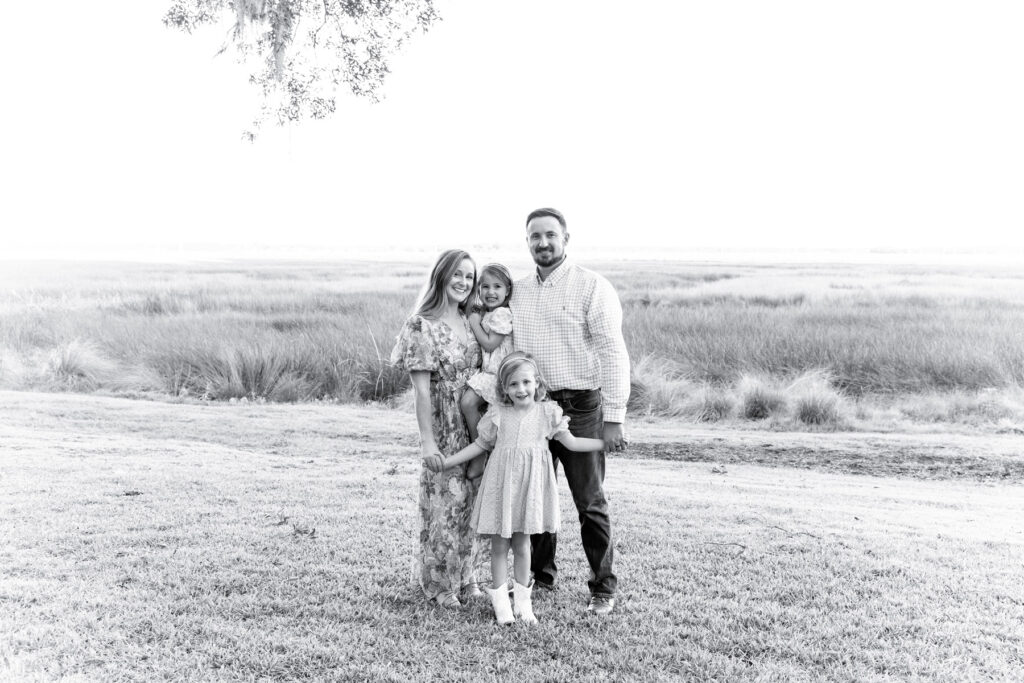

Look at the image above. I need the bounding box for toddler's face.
[479,273,508,310]
[504,367,537,407]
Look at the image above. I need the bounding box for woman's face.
[445,258,475,306]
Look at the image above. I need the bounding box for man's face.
[526,216,568,268]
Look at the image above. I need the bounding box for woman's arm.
[410,371,440,459]
[467,312,508,353]
[552,432,606,453]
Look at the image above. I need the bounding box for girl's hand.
[468,310,482,326]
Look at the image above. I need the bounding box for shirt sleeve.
[473,407,500,451]
[587,276,631,423]
[545,402,571,440]
[389,316,439,372]
[486,307,514,335]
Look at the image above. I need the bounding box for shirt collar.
[534,256,572,286]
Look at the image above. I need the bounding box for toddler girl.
[426,352,604,624]
[460,263,515,478]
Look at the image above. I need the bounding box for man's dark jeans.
[530,388,617,597]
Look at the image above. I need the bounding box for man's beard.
[532,248,558,266]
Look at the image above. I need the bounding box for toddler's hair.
[496,351,548,405]
[478,263,513,308]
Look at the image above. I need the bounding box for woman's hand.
[423,452,446,472]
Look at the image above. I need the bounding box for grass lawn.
[2,391,1022,681]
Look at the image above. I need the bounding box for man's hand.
[602,422,627,453]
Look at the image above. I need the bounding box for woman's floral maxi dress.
[391,314,488,601]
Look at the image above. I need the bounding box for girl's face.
[504,366,537,407]
[445,258,475,306]
[478,272,509,310]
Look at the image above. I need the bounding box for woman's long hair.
[413,249,477,318]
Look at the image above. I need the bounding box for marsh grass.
[2,392,1022,681]
[0,264,413,403]
[738,376,788,420]
[694,386,736,422]
[47,340,118,391]
[788,372,846,427]
[1,259,1023,428]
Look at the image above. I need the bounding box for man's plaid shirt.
[509,258,631,423]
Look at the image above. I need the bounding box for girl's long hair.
[478,263,513,309]
[413,249,477,318]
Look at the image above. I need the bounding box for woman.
[390,249,488,608]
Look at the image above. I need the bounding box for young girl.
[426,352,605,624]
[459,263,515,479]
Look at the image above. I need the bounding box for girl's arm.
[439,442,487,470]
[553,432,606,453]
[410,371,441,460]
[467,313,508,353]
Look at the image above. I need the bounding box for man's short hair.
[526,208,567,231]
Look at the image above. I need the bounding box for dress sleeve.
[545,402,571,440]
[474,406,500,451]
[389,315,439,372]
[486,307,513,335]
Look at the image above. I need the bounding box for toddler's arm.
[552,433,606,453]
[467,313,508,353]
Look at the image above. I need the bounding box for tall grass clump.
[692,385,735,422]
[628,355,697,417]
[738,375,787,420]
[789,371,846,427]
[143,328,409,403]
[0,348,11,389]
[204,345,299,401]
[46,341,117,392]
[118,287,417,403]
[896,389,1024,425]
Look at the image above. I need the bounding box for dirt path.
[3,390,1020,483]
[624,423,1024,482]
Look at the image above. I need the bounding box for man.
[509,207,630,616]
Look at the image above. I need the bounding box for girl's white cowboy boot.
[483,584,515,625]
[512,580,538,624]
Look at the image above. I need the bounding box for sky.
[3,1,1023,258]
